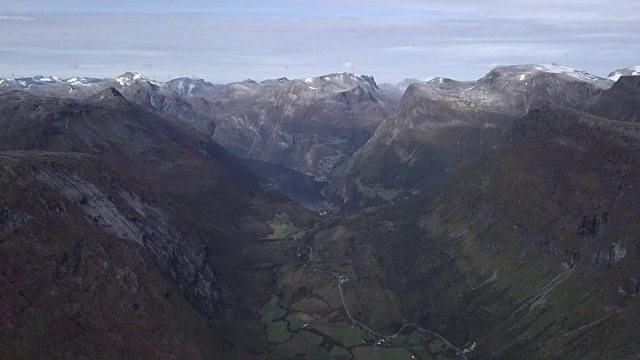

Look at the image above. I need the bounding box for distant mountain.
[119,78,219,135]
[379,78,425,101]
[201,72,398,176]
[167,77,226,98]
[607,65,640,81]
[327,64,614,208]
[259,77,290,86]
[0,72,396,176]
[0,75,119,99]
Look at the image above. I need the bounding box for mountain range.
[1,63,640,359]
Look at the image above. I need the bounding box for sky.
[1,0,639,83]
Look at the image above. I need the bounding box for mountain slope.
[327,64,613,209]
[284,106,640,359]
[0,151,251,359]
[0,89,316,356]
[588,76,640,123]
[119,79,219,136]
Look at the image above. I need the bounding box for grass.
[290,298,329,315]
[265,221,303,239]
[266,321,293,344]
[286,312,316,331]
[314,325,365,348]
[405,332,423,347]
[352,346,416,360]
[259,295,287,323]
[428,340,447,354]
[330,345,352,357]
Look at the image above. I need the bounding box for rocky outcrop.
[0,152,242,358]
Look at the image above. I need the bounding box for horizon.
[1,1,639,83]
[1,63,636,86]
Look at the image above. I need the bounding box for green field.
[352,346,415,360]
[330,346,352,357]
[286,312,316,330]
[265,221,304,239]
[314,325,365,347]
[259,295,287,323]
[267,321,294,343]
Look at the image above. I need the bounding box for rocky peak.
[483,64,613,89]
[607,65,640,81]
[115,72,150,87]
[260,77,290,85]
[166,77,225,98]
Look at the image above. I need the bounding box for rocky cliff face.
[327,65,614,209]
[0,152,252,358]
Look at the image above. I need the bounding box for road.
[300,239,469,360]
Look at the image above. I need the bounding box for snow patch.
[534,64,604,83]
[608,65,640,81]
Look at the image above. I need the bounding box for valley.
[1,64,640,359]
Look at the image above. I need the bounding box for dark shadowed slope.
[588,76,640,123]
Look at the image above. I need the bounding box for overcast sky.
[1,0,639,83]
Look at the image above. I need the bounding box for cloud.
[0,5,638,82]
[343,62,355,72]
[68,64,106,69]
[383,46,428,53]
[0,15,35,21]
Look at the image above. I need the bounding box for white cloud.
[343,62,355,72]
[0,5,638,82]
[0,15,35,21]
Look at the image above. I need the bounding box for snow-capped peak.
[489,64,612,89]
[607,65,640,82]
[532,64,605,83]
[115,72,149,87]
